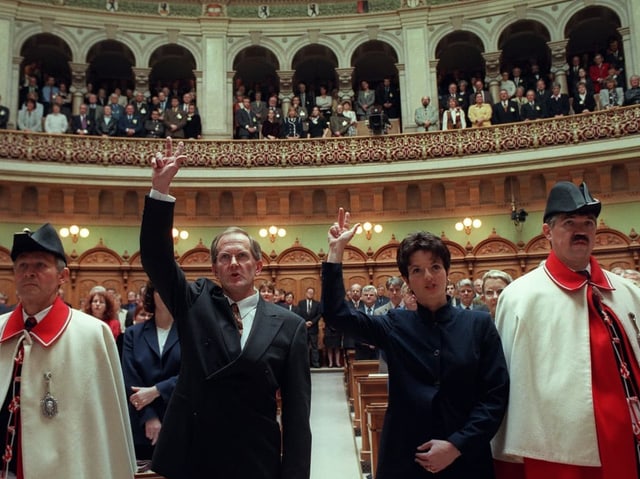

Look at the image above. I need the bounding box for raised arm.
[326,207,359,263]
[150,136,187,194]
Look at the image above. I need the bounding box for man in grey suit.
[414,96,439,132]
[140,138,311,479]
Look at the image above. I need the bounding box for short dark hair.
[143,281,156,314]
[396,232,450,278]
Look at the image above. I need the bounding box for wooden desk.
[348,360,380,431]
[357,375,388,462]
[367,402,388,479]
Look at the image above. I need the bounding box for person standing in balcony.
[468,92,493,127]
[164,96,187,139]
[0,95,8,129]
[17,98,42,132]
[415,96,439,132]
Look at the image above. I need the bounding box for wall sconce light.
[455,217,481,235]
[356,222,383,240]
[259,225,286,243]
[172,228,189,243]
[59,225,90,243]
[511,205,528,229]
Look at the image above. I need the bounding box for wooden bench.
[356,375,388,462]
[367,402,388,479]
[348,359,380,431]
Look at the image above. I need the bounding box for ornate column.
[618,26,633,87]
[428,59,439,112]
[193,68,203,111]
[68,62,88,115]
[547,40,569,94]
[277,69,295,116]
[482,51,502,104]
[10,56,23,128]
[395,62,406,132]
[132,67,151,95]
[335,67,355,101]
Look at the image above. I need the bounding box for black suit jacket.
[121,319,181,446]
[492,101,521,124]
[546,94,570,116]
[95,116,118,136]
[0,106,9,129]
[520,102,546,121]
[141,196,311,479]
[321,263,509,479]
[296,299,321,333]
[71,114,95,135]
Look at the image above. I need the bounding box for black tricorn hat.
[543,181,601,223]
[11,223,67,265]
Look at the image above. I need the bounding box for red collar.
[543,250,614,292]
[0,297,71,347]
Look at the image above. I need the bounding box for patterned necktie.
[231,303,242,335]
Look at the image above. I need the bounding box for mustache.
[571,234,590,243]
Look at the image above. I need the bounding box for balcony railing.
[1,107,639,169]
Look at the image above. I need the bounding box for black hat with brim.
[543,181,601,223]
[11,223,67,265]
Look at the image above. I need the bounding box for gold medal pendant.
[40,371,58,418]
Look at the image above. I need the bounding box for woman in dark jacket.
[122,282,181,460]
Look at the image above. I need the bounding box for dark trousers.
[308,331,320,367]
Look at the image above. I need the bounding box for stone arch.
[435,31,486,91]
[140,36,201,71]
[564,5,623,63]
[287,32,347,71]
[86,39,136,93]
[232,45,280,98]
[148,44,198,95]
[498,20,551,75]
[351,40,400,93]
[19,33,73,87]
[292,44,339,95]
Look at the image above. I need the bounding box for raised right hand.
[150,136,187,194]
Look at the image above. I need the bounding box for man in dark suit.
[521,89,547,121]
[118,104,144,137]
[71,103,95,135]
[235,97,259,139]
[546,83,570,117]
[95,105,118,137]
[375,77,400,119]
[492,89,521,125]
[140,138,311,479]
[297,286,322,368]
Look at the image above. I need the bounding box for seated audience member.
[368,105,391,135]
[571,67,595,99]
[183,103,202,139]
[624,75,640,105]
[315,85,333,119]
[44,103,69,134]
[118,104,144,137]
[122,282,181,460]
[481,270,513,319]
[145,109,166,138]
[499,71,516,98]
[0,95,8,129]
[599,76,624,109]
[266,94,283,124]
[307,105,329,138]
[283,106,304,139]
[341,101,358,136]
[546,83,570,117]
[261,108,281,139]
[468,92,492,127]
[534,78,550,106]
[356,80,375,120]
[573,81,596,114]
[521,89,547,121]
[330,104,351,137]
[164,97,187,139]
[18,98,43,132]
[71,103,95,135]
[376,77,400,119]
[492,89,521,124]
[84,289,121,340]
[96,105,118,137]
[414,96,439,132]
[441,97,466,129]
